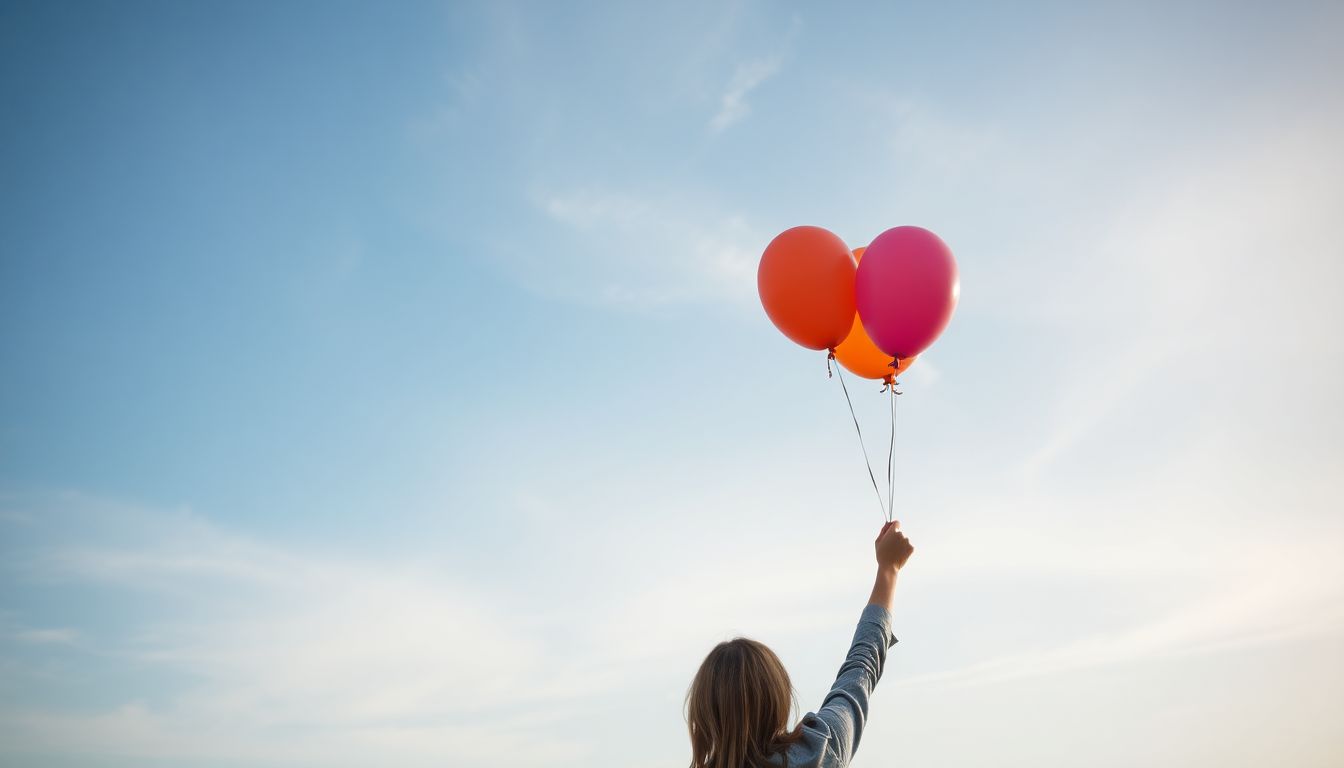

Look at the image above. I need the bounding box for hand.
[874,520,914,571]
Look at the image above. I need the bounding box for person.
[684,520,914,768]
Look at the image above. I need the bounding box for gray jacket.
[768,604,897,767]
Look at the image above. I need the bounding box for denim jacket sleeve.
[791,604,898,767]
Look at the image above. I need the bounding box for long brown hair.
[685,637,805,768]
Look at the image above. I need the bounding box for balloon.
[834,248,917,382]
[855,226,959,360]
[757,226,856,351]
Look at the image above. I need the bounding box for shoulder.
[770,713,843,768]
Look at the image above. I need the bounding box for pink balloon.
[855,226,959,360]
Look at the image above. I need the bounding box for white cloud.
[709,57,783,132]
[876,95,1002,176]
[525,186,764,305]
[0,499,589,766]
[1016,117,1344,481]
[0,491,868,766]
[10,628,77,646]
[899,509,1344,689]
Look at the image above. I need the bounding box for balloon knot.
[826,350,835,378]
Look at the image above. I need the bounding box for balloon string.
[832,353,886,520]
[886,381,897,523]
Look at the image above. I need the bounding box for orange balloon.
[834,247,916,382]
[757,226,856,351]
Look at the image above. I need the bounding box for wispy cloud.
[901,516,1344,689]
[0,499,587,765]
[709,57,782,132]
[1018,119,1344,480]
[707,15,800,132]
[525,186,764,305]
[0,492,863,765]
[10,628,78,646]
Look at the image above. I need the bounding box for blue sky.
[2,1,1343,766]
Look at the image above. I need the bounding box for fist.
[875,521,914,570]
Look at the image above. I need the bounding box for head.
[685,637,804,768]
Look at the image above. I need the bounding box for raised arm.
[798,522,914,766]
